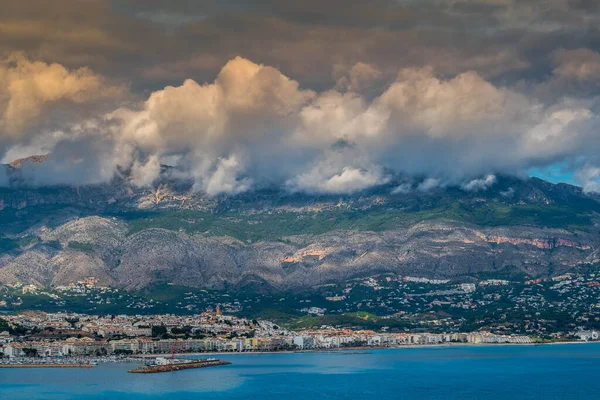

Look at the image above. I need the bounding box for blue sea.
[3,344,600,399]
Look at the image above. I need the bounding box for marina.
[0,363,95,368]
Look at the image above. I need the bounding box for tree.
[22,348,38,357]
[171,326,192,336]
[152,325,168,338]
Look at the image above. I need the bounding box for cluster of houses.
[0,308,536,358]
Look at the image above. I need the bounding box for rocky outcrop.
[475,231,592,250]
[0,217,597,291]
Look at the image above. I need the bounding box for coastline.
[134,340,597,358]
[3,341,597,369]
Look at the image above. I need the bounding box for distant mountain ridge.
[0,155,599,292]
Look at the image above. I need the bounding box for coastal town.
[4,271,600,339]
[2,304,580,362]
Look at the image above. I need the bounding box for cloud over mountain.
[1,0,600,194]
[0,54,599,195]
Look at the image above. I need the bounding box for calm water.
[2,344,600,399]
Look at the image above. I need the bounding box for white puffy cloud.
[0,53,122,140]
[130,154,161,188]
[193,153,252,196]
[17,135,122,186]
[418,178,442,192]
[107,56,315,191]
[291,164,388,194]
[391,183,412,195]
[377,68,533,139]
[2,55,600,196]
[0,129,68,164]
[287,144,389,194]
[500,187,515,197]
[290,65,597,185]
[293,90,384,147]
[576,164,600,194]
[461,175,497,192]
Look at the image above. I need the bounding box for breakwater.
[128,359,231,373]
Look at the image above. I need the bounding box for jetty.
[128,358,231,373]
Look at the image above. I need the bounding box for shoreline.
[134,340,598,358]
[4,341,597,366]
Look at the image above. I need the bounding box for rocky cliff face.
[0,216,598,291]
[0,159,599,292]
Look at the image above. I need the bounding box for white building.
[293,336,315,349]
[575,331,599,341]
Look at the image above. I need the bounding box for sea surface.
[2,344,600,399]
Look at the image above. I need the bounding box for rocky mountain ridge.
[0,156,599,292]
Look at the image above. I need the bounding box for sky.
[0,0,599,194]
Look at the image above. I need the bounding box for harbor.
[0,355,139,368]
[0,363,95,368]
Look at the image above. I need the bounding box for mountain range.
[0,156,599,293]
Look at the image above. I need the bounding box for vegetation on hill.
[1,175,599,243]
[107,200,596,244]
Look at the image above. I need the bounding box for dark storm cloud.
[3,0,597,89]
